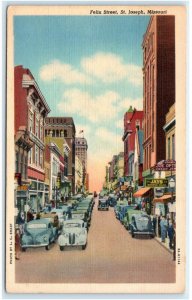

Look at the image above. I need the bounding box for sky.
[14,15,150,192]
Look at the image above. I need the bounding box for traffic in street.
[16,194,175,284]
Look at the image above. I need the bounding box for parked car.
[98,198,109,211]
[40,212,61,233]
[70,209,90,228]
[58,219,87,250]
[114,200,128,217]
[21,218,58,251]
[123,209,147,230]
[108,194,117,207]
[129,214,155,238]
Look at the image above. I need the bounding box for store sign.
[154,160,176,171]
[145,178,168,188]
[17,185,28,191]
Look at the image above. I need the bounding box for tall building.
[122,106,143,180]
[45,117,76,194]
[142,16,175,179]
[14,65,50,212]
[75,137,88,188]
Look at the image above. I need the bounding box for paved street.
[16,200,175,283]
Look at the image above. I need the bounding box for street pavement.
[16,199,175,283]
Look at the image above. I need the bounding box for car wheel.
[22,247,26,252]
[82,243,87,250]
[60,246,64,251]
[45,243,50,251]
[131,231,135,238]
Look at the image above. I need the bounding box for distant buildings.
[75,137,88,190]
[44,117,76,194]
[122,106,143,180]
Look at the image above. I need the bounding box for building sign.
[145,178,168,188]
[154,160,176,171]
[17,185,28,191]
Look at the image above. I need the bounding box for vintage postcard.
[6,5,186,294]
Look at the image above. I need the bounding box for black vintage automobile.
[129,214,155,238]
[98,198,109,211]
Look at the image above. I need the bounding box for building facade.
[122,106,143,180]
[75,155,83,193]
[14,65,50,212]
[142,16,175,180]
[45,117,76,194]
[133,127,144,189]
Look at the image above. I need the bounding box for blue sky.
[14,15,150,191]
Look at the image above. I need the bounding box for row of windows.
[45,129,68,137]
[29,112,43,140]
[28,146,44,169]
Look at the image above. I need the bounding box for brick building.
[45,117,76,194]
[14,65,50,211]
[142,16,175,180]
[122,106,143,180]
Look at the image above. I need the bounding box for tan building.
[75,155,83,193]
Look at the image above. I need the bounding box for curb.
[154,237,173,254]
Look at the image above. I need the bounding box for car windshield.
[64,223,81,228]
[27,223,47,229]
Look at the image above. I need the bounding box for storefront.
[28,179,45,211]
[133,187,153,214]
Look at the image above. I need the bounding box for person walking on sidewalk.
[160,216,168,243]
[167,220,174,249]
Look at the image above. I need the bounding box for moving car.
[58,219,87,250]
[98,198,109,211]
[21,218,58,251]
[129,214,155,238]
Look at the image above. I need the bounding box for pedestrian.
[160,216,168,243]
[17,211,25,236]
[167,220,174,249]
[172,223,176,261]
[27,210,34,222]
[15,227,21,260]
[152,215,157,236]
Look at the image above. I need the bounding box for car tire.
[60,246,64,251]
[22,247,26,252]
[45,243,50,251]
[82,243,87,250]
[131,231,135,238]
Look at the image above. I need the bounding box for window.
[40,150,43,169]
[168,137,171,159]
[64,130,67,137]
[28,148,33,164]
[29,112,34,132]
[40,125,43,140]
[172,134,175,160]
[35,146,39,166]
[15,152,19,172]
[24,156,28,179]
[35,119,39,137]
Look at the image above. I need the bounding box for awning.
[133,187,151,198]
[153,194,175,203]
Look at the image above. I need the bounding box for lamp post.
[169,177,175,223]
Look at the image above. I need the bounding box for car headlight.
[64,232,69,237]
[43,236,48,242]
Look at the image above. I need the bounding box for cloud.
[81,52,142,86]
[57,89,120,124]
[115,119,124,130]
[39,60,91,85]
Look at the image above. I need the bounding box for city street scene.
[12,13,176,284]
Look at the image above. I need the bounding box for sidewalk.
[154,236,173,254]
